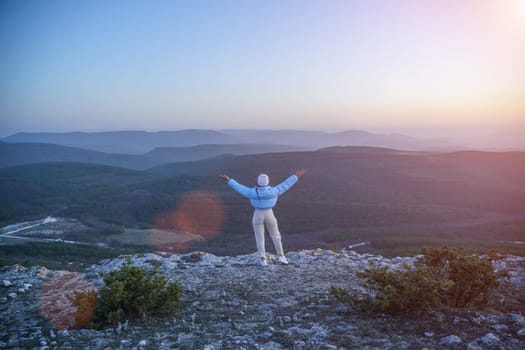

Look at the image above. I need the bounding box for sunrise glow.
[0,0,523,135]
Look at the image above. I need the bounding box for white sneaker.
[277,255,289,265]
[259,257,267,267]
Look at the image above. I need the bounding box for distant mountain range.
[0,142,306,170]
[1,130,235,154]
[2,129,524,170]
[0,129,457,154]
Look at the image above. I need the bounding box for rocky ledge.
[1,248,525,349]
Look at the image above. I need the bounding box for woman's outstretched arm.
[220,174,254,198]
[275,169,305,195]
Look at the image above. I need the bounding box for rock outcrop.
[1,249,525,349]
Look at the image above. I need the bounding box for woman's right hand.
[220,174,230,181]
[295,169,305,178]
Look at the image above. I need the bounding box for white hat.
[257,173,269,187]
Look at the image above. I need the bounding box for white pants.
[252,209,284,258]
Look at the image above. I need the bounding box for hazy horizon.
[1,0,524,138]
[2,123,525,141]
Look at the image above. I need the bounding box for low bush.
[330,246,509,314]
[94,260,181,326]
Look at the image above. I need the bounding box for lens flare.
[39,272,97,329]
[152,191,225,252]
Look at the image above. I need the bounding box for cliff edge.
[1,249,525,349]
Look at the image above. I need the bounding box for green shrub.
[330,246,509,314]
[417,247,507,307]
[94,261,181,326]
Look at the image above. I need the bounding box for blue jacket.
[228,175,298,209]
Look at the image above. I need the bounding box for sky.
[0,0,524,137]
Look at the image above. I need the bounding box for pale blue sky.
[1,0,523,137]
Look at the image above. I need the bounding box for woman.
[220,169,305,267]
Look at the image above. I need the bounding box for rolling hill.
[1,129,442,153]
[0,142,305,170]
[1,130,236,153]
[0,142,155,169]
[1,147,524,256]
[144,143,307,162]
[3,129,524,155]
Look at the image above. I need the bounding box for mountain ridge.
[4,129,525,153]
[0,142,307,170]
[0,129,448,154]
[1,130,236,154]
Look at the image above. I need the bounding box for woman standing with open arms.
[220,170,306,267]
